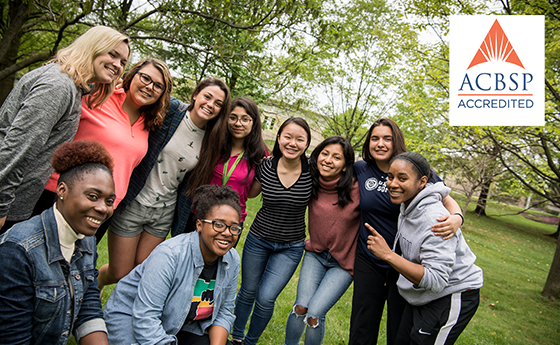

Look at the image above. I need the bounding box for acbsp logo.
[449,16,544,126]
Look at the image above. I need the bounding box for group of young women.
[0,24,483,345]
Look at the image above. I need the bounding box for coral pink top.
[46,88,149,207]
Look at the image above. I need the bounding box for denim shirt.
[104,231,240,345]
[0,207,106,345]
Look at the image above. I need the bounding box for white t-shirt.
[136,113,205,207]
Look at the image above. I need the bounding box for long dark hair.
[221,97,267,179]
[309,136,355,207]
[186,78,231,198]
[121,58,172,131]
[272,117,311,157]
[361,118,407,165]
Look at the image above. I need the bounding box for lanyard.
[222,151,244,185]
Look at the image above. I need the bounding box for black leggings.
[349,247,406,345]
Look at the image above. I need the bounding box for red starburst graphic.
[467,19,524,69]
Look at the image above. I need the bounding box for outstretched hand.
[366,223,392,261]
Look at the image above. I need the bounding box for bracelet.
[454,212,464,226]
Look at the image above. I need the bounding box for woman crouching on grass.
[104,185,241,345]
[284,136,360,345]
[0,139,116,345]
[367,152,483,345]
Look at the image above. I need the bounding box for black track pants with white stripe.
[395,289,480,345]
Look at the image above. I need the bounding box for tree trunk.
[463,189,474,215]
[474,179,492,216]
[0,0,28,104]
[0,40,21,104]
[548,220,560,239]
[542,230,560,300]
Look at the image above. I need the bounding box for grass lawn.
[91,195,560,345]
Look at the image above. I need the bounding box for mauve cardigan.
[305,176,361,275]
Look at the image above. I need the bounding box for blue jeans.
[232,231,305,345]
[284,251,353,345]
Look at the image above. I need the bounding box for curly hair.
[191,185,241,222]
[52,139,114,187]
[121,58,172,131]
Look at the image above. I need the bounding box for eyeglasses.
[228,115,253,126]
[136,72,165,93]
[201,219,243,235]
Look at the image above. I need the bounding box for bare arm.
[365,223,425,285]
[208,325,230,345]
[432,195,463,240]
[247,180,262,199]
[80,331,109,345]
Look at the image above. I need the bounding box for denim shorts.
[110,199,174,238]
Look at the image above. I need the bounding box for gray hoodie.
[394,182,483,306]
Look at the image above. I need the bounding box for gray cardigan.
[394,182,483,306]
[0,63,83,221]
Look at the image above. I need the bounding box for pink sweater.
[306,177,361,275]
[45,88,149,207]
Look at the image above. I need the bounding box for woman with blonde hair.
[0,25,129,233]
[40,58,173,242]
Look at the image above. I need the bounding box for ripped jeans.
[284,250,353,345]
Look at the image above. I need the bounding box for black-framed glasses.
[201,219,243,235]
[136,71,165,93]
[228,115,253,126]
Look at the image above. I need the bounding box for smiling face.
[91,41,129,84]
[386,159,427,207]
[127,64,164,108]
[228,106,253,141]
[190,85,226,129]
[317,143,346,181]
[277,123,309,160]
[369,125,394,167]
[197,205,240,263]
[56,170,116,237]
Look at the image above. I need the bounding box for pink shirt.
[210,153,255,222]
[46,88,149,207]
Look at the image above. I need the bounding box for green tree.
[0,0,327,103]
[397,0,560,300]
[274,0,417,149]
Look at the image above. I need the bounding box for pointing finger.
[365,223,379,236]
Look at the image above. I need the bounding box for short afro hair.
[52,139,114,187]
[191,185,241,222]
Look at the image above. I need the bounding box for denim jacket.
[104,231,240,345]
[0,207,106,344]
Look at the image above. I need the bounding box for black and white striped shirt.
[250,156,312,243]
